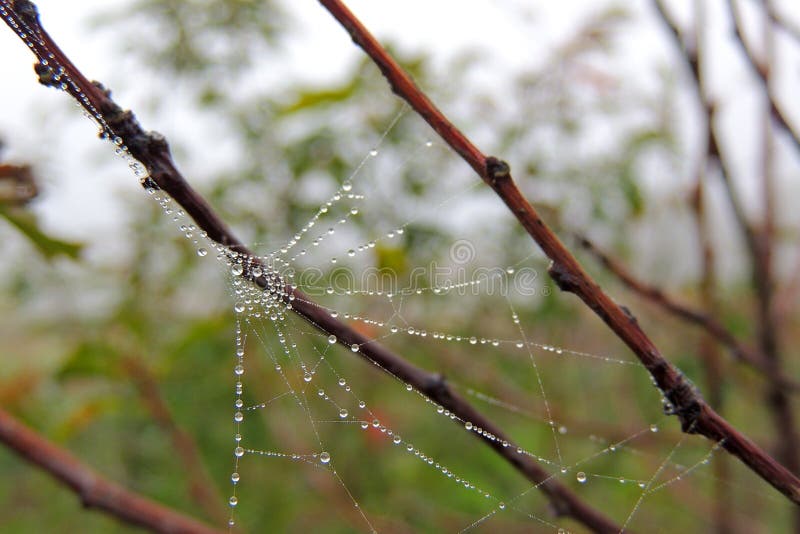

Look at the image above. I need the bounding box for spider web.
[0,2,792,532]
[157,112,732,533]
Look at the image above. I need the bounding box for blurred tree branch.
[574,234,800,392]
[121,355,229,527]
[319,0,800,504]
[0,407,223,534]
[0,2,622,531]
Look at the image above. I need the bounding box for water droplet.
[328,335,337,344]
[576,472,587,484]
[351,344,359,352]
[197,248,208,257]
[231,264,244,276]
[231,472,240,483]
[650,424,659,433]
[319,451,331,464]
[234,365,244,376]
[465,421,473,431]
[498,502,506,510]
[342,180,352,192]
[234,302,245,313]
[234,447,245,457]
[339,408,348,419]
[369,148,378,157]
[347,249,356,257]
[229,496,238,507]
[234,412,243,422]
[303,373,312,383]
[469,337,478,345]
[350,207,359,215]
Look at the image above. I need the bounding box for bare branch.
[122,356,229,527]
[729,0,800,152]
[316,0,800,504]
[0,407,223,534]
[574,234,800,392]
[654,0,800,515]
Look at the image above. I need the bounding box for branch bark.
[729,5,800,530]
[316,0,800,504]
[0,407,223,534]
[0,2,621,531]
[574,234,800,392]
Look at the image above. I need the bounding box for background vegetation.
[1,1,798,532]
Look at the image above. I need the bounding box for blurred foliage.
[0,1,796,534]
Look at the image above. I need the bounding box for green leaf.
[277,78,360,116]
[0,206,83,260]
[57,341,120,381]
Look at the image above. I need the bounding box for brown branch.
[574,234,800,392]
[318,0,800,505]
[652,0,760,263]
[731,5,800,528]
[0,407,223,534]
[729,0,800,153]
[655,0,800,515]
[0,2,621,531]
[691,177,735,533]
[121,356,229,527]
[690,5,733,527]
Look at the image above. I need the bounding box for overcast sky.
[0,1,798,280]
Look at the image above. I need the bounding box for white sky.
[0,0,798,280]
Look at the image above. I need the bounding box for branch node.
[424,373,448,398]
[13,0,39,25]
[662,373,704,433]
[548,260,580,293]
[620,305,638,326]
[91,80,112,98]
[33,62,58,88]
[485,156,510,185]
[146,130,170,157]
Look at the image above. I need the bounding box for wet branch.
[0,2,621,531]
[317,0,800,505]
[0,407,223,534]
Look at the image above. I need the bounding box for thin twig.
[0,407,223,534]
[652,0,761,264]
[574,234,800,392]
[731,3,800,528]
[655,0,800,515]
[0,2,621,531]
[122,356,230,527]
[729,0,800,153]
[318,0,800,504]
